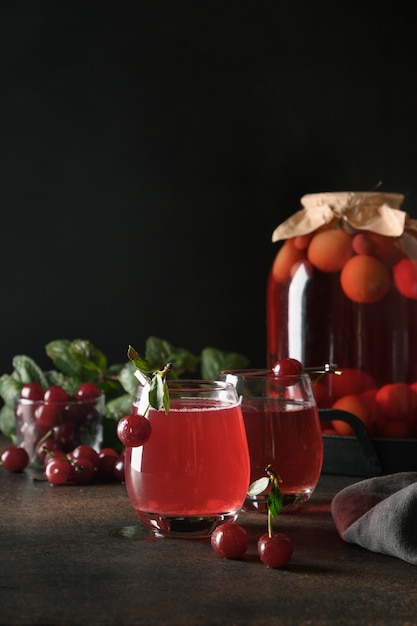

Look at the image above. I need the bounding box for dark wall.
[1,1,417,374]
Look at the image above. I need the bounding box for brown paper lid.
[272,191,417,242]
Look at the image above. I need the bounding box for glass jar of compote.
[267,191,417,440]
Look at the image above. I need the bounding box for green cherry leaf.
[247,476,270,497]
[148,373,168,412]
[127,346,154,374]
[267,484,284,518]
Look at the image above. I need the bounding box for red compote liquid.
[243,399,323,507]
[267,192,417,439]
[125,398,250,520]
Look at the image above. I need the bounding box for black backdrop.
[1,1,417,375]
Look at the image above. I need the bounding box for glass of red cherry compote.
[15,382,104,472]
[124,380,250,539]
[220,367,323,512]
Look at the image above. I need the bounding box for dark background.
[1,1,417,374]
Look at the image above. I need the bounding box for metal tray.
[319,409,417,477]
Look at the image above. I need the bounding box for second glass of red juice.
[220,369,323,512]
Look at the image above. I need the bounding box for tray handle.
[319,408,382,476]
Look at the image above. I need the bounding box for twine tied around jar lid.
[272,191,417,242]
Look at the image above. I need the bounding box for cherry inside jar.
[266,191,417,439]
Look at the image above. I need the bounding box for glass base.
[137,511,240,538]
[244,489,313,513]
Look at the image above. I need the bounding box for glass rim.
[164,379,235,391]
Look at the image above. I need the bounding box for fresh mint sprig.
[127,345,171,414]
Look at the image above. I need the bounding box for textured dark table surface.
[1,435,416,626]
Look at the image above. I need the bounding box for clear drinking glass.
[15,394,104,470]
[220,369,323,512]
[124,379,250,539]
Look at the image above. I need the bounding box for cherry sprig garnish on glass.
[272,357,342,383]
[116,346,172,448]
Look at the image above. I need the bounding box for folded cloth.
[331,472,417,565]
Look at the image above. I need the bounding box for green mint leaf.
[145,336,199,378]
[118,362,139,395]
[69,339,107,374]
[45,339,83,378]
[162,381,170,413]
[267,484,284,518]
[127,346,154,374]
[148,374,168,412]
[247,476,270,496]
[44,370,82,395]
[104,393,134,420]
[0,404,17,442]
[200,347,249,379]
[12,355,49,387]
[0,374,22,408]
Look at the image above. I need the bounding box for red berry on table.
[45,457,72,485]
[96,452,118,480]
[257,532,293,568]
[211,522,249,559]
[70,445,100,468]
[272,358,303,377]
[99,447,119,459]
[113,457,125,482]
[117,413,152,447]
[1,446,29,472]
[20,382,44,401]
[74,382,101,401]
[70,457,95,485]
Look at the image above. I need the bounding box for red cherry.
[257,532,293,568]
[44,385,69,403]
[114,458,125,482]
[70,445,100,468]
[70,457,95,484]
[35,403,61,429]
[45,457,72,485]
[272,358,303,377]
[20,382,44,401]
[96,453,118,480]
[1,446,29,472]
[74,383,102,401]
[211,522,249,559]
[117,413,152,447]
[99,447,119,459]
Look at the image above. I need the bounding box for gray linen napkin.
[331,472,417,565]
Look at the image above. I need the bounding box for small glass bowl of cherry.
[15,382,104,471]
